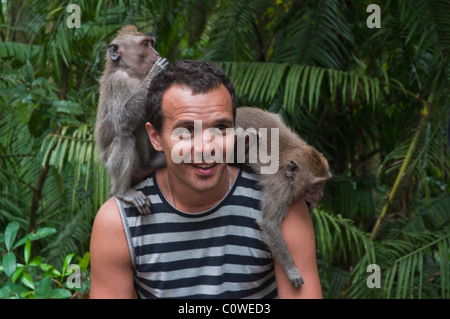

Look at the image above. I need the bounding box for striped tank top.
[116,168,278,299]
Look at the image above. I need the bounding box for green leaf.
[0,286,12,299]
[29,255,44,267]
[24,238,31,265]
[28,108,51,138]
[40,263,61,277]
[0,283,28,299]
[35,276,52,298]
[11,266,25,283]
[20,272,35,290]
[308,66,318,108]
[62,253,75,275]
[2,251,17,277]
[49,288,72,299]
[24,60,35,84]
[4,222,20,252]
[283,64,303,113]
[52,100,83,115]
[13,227,57,249]
[19,291,34,299]
[78,252,90,272]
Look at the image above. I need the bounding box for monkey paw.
[115,190,152,215]
[152,57,169,75]
[287,267,304,289]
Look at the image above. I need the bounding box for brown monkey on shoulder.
[235,106,331,288]
[95,25,168,215]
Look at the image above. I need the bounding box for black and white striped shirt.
[116,169,278,299]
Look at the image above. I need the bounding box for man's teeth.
[192,163,215,169]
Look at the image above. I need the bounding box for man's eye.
[172,127,192,139]
[182,127,194,136]
[216,125,228,131]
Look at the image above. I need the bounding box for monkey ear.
[108,44,120,61]
[285,160,300,179]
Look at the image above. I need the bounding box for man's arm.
[89,198,135,299]
[274,198,322,298]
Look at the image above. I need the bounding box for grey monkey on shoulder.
[235,106,331,288]
[95,25,168,215]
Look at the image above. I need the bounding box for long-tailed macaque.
[95,25,168,215]
[235,106,332,288]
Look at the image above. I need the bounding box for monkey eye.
[142,39,155,47]
[312,181,324,189]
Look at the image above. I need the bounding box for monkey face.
[138,36,160,67]
[108,34,160,79]
[303,180,326,204]
[284,158,330,206]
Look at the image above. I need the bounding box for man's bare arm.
[274,198,322,299]
[90,198,135,299]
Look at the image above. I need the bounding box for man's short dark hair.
[146,60,237,133]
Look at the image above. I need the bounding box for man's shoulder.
[94,197,122,231]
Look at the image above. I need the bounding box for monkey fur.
[95,25,168,215]
[235,106,331,288]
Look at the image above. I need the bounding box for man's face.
[147,84,235,194]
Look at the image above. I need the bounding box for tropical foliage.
[0,0,448,299]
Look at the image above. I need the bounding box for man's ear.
[146,122,163,151]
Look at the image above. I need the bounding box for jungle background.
[0,0,449,299]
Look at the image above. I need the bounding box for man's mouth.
[191,163,216,169]
[189,162,217,175]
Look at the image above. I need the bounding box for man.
[90,60,322,298]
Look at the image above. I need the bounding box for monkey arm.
[274,198,322,299]
[118,58,168,135]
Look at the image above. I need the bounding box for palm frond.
[0,42,40,63]
[40,124,107,210]
[379,111,450,188]
[312,208,371,265]
[271,0,353,69]
[396,0,449,53]
[204,0,272,61]
[405,195,450,233]
[383,233,450,299]
[42,207,94,265]
[348,228,450,299]
[219,61,383,112]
